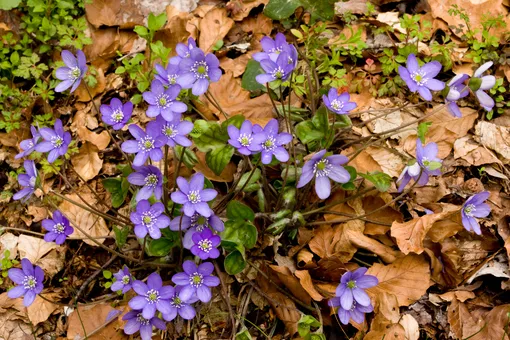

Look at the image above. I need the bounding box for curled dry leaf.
[294,270,323,301]
[199,8,234,52]
[399,314,420,340]
[269,265,312,305]
[475,120,510,162]
[17,234,57,264]
[26,293,59,326]
[0,232,18,259]
[366,254,431,307]
[229,0,269,21]
[447,297,483,340]
[71,142,103,182]
[77,126,110,151]
[365,146,405,178]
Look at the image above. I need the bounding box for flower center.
[168,74,178,84]
[121,275,130,284]
[411,70,428,86]
[330,99,344,111]
[313,159,331,177]
[158,94,169,108]
[145,174,158,188]
[269,47,282,54]
[51,136,64,148]
[190,272,203,287]
[163,124,177,138]
[146,289,160,303]
[139,136,155,152]
[141,212,156,231]
[422,157,430,167]
[191,214,207,230]
[136,313,150,325]
[29,176,37,188]
[187,190,201,204]
[111,109,124,123]
[347,280,357,289]
[198,239,213,252]
[193,61,209,79]
[271,67,285,79]
[70,67,81,80]
[238,134,252,147]
[262,136,276,151]
[143,215,152,225]
[53,223,65,234]
[171,296,182,308]
[464,204,476,217]
[23,275,37,289]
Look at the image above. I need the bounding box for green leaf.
[312,106,329,135]
[299,0,335,21]
[227,201,255,221]
[417,122,432,144]
[0,0,21,10]
[113,225,130,248]
[427,161,442,171]
[212,40,224,51]
[148,12,167,32]
[102,270,112,279]
[242,59,265,92]
[298,314,321,337]
[133,25,149,38]
[264,0,301,20]
[102,178,128,208]
[235,168,261,192]
[206,145,234,176]
[175,145,199,168]
[222,220,258,249]
[236,329,252,340]
[359,171,392,192]
[221,115,245,130]
[224,249,246,275]
[295,120,325,145]
[146,232,179,257]
[191,120,228,152]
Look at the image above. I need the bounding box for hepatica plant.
[7,19,500,339]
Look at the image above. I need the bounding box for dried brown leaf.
[269,265,311,305]
[475,120,510,162]
[77,126,110,151]
[67,303,127,339]
[447,298,483,339]
[17,235,57,264]
[71,142,103,182]
[229,0,269,21]
[294,270,323,301]
[26,294,59,326]
[199,8,234,53]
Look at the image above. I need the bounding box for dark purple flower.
[121,124,166,166]
[150,115,193,148]
[255,52,294,85]
[335,267,377,310]
[296,150,350,200]
[100,98,133,130]
[461,191,491,235]
[171,260,220,303]
[7,258,44,307]
[161,285,198,321]
[227,120,265,156]
[170,172,217,217]
[398,54,445,101]
[55,50,87,93]
[177,48,222,96]
[170,37,197,65]
[445,74,469,118]
[143,80,187,121]
[13,160,38,202]
[129,272,174,319]
[170,213,224,249]
[328,298,374,325]
[258,119,292,165]
[34,119,71,163]
[253,33,298,68]
[122,309,166,340]
[42,210,73,245]
[323,89,357,115]
[15,126,40,159]
[127,165,163,202]
[130,200,170,239]
[155,63,181,87]
[191,228,221,260]
[397,139,442,192]
[470,61,496,111]
[111,266,133,293]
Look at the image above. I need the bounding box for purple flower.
[7,258,44,307]
[253,33,298,68]
[397,139,442,192]
[127,165,163,202]
[155,63,181,87]
[171,261,220,303]
[34,119,71,163]
[143,80,187,121]
[129,272,174,319]
[121,124,166,166]
[471,61,496,111]
[122,309,166,340]
[15,126,40,159]
[297,150,350,200]
[227,120,265,155]
[170,172,217,217]
[13,160,38,202]
[161,286,198,321]
[170,37,197,65]
[258,119,292,165]
[398,54,445,101]
[191,228,221,260]
[445,74,469,118]
[111,266,133,293]
[255,52,295,85]
[55,50,87,93]
[150,115,193,148]
[170,213,224,249]
[461,191,491,235]
[177,48,222,96]
[323,89,357,115]
[100,98,133,130]
[42,210,73,245]
[328,298,374,325]
[335,267,377,310]
[130,200,170,239]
